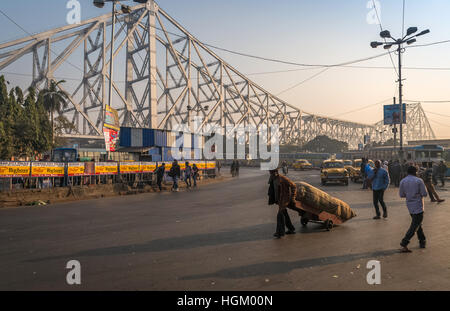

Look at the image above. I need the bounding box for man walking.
[169,160,181,192]
[368,160,390,219]
[192,163,199,187]
[438,160,447,187]
[423,163,445,203]
[184,162,192,188]
[399,166,428,252]
[268,168,297,238]
[154,163,165,191]
[391,160,401,187]
[361,158,368,189]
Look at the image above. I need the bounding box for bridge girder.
[0,1,435,149]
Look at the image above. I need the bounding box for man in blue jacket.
[368,160,390,219]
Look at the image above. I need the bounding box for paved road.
[1,168,450,290]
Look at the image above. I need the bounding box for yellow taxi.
[292,159,313,171]
[343,160,353,172]
[350,159,374,182]
[320,159,349,186]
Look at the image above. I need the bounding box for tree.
[303,135,349,153]
[0,76,54,160]
[40,80,69,145]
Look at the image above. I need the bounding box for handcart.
[289,201,345,231]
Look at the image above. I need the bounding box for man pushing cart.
[268,169,356,237]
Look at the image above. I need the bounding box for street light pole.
[397,43,404,160]
[108,1,116,112]
[371,27,430,161]
[93,0,149,159]
[392,97,397,158]
[107,1,116,160]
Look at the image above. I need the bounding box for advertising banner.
[164,163,173,171]
[194,161,207,170]
[384,104,406,125]
[31,162,65,177]
[103,128,119,152]
[84,162,95,175]
[206,161,216,169]
[0,161,31,177]
[179,162,186,171]
[140,162,157,173]
[95,162,118,175]
[68,163,85,176]
[120,162,140,174]
[104,105,120,131]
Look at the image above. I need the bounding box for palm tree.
[39,80,69,145]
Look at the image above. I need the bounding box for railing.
[0,161,217,192]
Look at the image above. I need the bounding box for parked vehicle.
[292,159,313,171]
[320,159,349,186]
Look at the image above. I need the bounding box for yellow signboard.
[0,161,31,177]
[193,161,206,170]
[120,162,140,174]
[95,162,118,175]
[68,163,85,176]
[140,162,157,173]
[31,162,65,177]
[206,161,216,169]
[179,162,186,171]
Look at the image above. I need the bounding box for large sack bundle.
[295,181,356,221]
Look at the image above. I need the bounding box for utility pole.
[397,43,404,161]
[392,97,397,159]
[371,26,430,161]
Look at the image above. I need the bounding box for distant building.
[408,139,450,149]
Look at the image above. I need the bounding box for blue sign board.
[384,104,406,125]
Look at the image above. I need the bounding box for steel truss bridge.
[0,1,435,149]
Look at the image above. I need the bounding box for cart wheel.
[325,219,334,231]
[301,217,309,226]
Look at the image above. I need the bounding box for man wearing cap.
[268,168,297,238]
[399,165,428,252]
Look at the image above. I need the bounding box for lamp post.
[93,0,148,158]
[371,27,430,160]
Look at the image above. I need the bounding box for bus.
[366,144,444,166]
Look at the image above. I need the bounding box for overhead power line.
[276,68,329,96]
[330,98,392,118]
[371,0,399,78]
[424,111,450,118]
[404,99,450,103]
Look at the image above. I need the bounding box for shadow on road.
[180,249,399,280]
[26,223,278,262]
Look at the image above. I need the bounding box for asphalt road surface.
[1,167,450,290]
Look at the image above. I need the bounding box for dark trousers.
[392,174,400,187]
[401,212,426,247]
[373,189,387,216]
[425,181,440,201]
[156,176,163,191]
[185,175,191,187]
[276,209,295,235]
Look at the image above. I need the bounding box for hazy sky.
[1,0,450,138]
